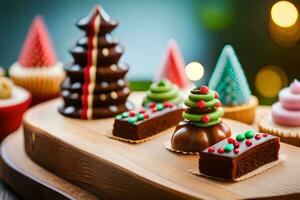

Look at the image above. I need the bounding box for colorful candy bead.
[144,114,149,119]
[197,100,206,108]
[214,92,219,99]
[215,101,221,107]
[224,144,234,152]
[115,115,122,120]
[245,139,252,146]
[149,103,156,108]
[139,109,146,114]
[208,147,215,153]
[121,112,129,118]
[236,134,245,141]
[200,85,209,94]
[151,107,157,113]
[163,102,169,108]
[128,117,136,124]
[156,103,164,111]
[233,141,240,148]
[263,133,268,137]
[129,111,136,117]
[245,130,254,139]
[234,148,239,154]
[227,138,235,143]
[255,134,261,140]
[218,147,225,154]
[201,115,210,123]
[137,114,144,121]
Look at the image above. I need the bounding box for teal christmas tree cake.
[208,44,251,106]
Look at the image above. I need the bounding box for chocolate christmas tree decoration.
[59,5,133,119]
[154,39,191,89]
[18,16,57,68]
[208,44,251,106]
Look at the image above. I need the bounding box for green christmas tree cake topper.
[208,44,251,106]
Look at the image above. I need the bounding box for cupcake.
[0,77,31,141]
[208,44,258,124]
[142,79,183,107]
[170,85,231,153]
[9,16,64,105]
[259,80,300,146]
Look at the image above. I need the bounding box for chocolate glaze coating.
[171,121,231,153]
[59,101,133,119]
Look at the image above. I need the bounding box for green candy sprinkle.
[115,115,122,120]
[236,134,245,141]
[244,130,254,139]
[156,103,164,111]
[158,80,167,86]
[128,117,136,124]
[137,114,144,121]
[121,112,129,118]
[224,144,234,152]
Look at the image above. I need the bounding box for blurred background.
[0,0,299,104]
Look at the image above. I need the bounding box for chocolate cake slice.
[113,102,183,140]
[199,131,280,180]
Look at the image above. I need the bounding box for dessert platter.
[1,4,300,200]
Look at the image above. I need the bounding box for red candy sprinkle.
[214,92,219,99]
[255,134,261,140]
[168,103,174,108]
[139,109,146,114]
[200,85,209,94]
[218,147,225,154]
[201,115,210,123]
[263,133,268,137]
[149,103,156,108]
[197,100,206,108]
[233,141,240,148]
[234,149,240,154]
[215,101,221,107]
[245,140,252,146]
[143,114,149,119]
[129,111,136,117]
[163,102,169,108]
[151,108,157,113]
[208,147,215,153]
[227,138,235,143]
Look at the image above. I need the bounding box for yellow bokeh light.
[271,1,298,28]
[185,62,204,81]
[255,66,288,98]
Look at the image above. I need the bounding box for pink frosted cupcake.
[259,80,300,147]
[9,16,65,105]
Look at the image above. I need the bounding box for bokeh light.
[255,65,288,98]
[271,1,298,28]
[185,62,204,81]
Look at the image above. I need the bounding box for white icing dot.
[101,82,109,88]
[65,106,75,114]
[115,46,122,53]
[110,91,118,99]
[72,65,81,71]
[72,82,81,89]
[102,48,109,57]
[110,64,117,71]
[109,105,118,112]
[70,93,79,99]
[123,87,130,94]
[117,79,125,86]
[62,90,70,97]
[100,94,106,101]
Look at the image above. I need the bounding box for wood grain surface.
[0,129,98,200]
[22,94,300,199]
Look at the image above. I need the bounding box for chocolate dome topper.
[59,5,133,119]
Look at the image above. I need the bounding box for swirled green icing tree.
[143,79,182,106]
[208,44,251,106]
[182,85,224,127]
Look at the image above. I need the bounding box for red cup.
[0,87,31,142]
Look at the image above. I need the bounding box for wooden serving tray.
[0,129,97,200]
[22,95,300,199]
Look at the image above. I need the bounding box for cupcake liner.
[11,73,64,100]
[259,114,300,147]
[223,95,258,124]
